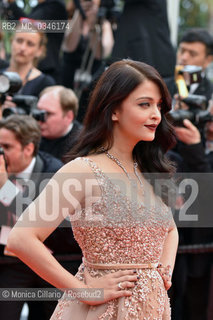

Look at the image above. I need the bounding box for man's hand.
[1,96,16,110]
[174,119,201,145]
[173,94,189,111]
[0,154,8,189]
[81,0,99,34]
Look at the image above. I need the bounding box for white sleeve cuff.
[0,180,20,206]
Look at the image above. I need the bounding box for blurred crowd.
[0,0,213,319]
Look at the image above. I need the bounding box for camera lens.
[32,110,47,122]
[2,107,17,118]
[0,74,10,93]
[0,72,22,94]
[0,147,4,155]
[2,107,27,118]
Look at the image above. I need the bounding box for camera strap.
[74,25,102,100]
[24,68,33,82]
[17,68,33,94]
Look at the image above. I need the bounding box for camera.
[168,65,213,128]
[98,0,122,22]
[0,147,4,156]
[73,0,122,99]
[0,0,10,20]
[168,109,213,127]
[0,71,22,97]
[0,147,6,165]
[0,71,47,122]
[2,95,47,122]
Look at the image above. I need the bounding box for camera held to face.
[0,147,5,156]
[0,147,6,166]
[0,71,47,122]
[168,65,213,128]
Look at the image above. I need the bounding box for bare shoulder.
[58,155,104,174]
[57,157,92,174]
[56,154,109,176]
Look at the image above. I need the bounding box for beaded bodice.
[70,157,173,265]
[51,157,173,320]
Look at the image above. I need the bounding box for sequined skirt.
[50,262,171,320]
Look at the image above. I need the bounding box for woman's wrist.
[157,263,172,290]
[157,263,172,276]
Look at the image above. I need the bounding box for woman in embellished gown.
[7,59,178,319]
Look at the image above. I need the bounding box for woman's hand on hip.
[80,268,138,305]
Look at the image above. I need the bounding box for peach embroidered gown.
[50,158,173,320]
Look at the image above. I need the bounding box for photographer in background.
[0,115,81,319]
[171,108,213,320]
[176,28,213,101]
[5,0,67,83]
[62,0,101,90]
[62,0,115,122]
[171,29,213,171]
[168,28,213,320]
[168,28,213,170]
[167,28,213,102]
[0,24,55,111]
[38,86,82,161]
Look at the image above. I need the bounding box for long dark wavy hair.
[66,59,176,176]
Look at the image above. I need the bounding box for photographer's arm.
[174,119,201,145]
[62,1,113,59]
[62,9,83,53]
[0,153,20,207]
[0,151,26,209]
[1,96,17,110]
[62,1,99,53]
[175,119,211,172]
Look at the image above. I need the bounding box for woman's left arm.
[158,223,179,290]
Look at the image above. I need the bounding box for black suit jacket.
[39,120,83,161]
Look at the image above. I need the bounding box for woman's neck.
[9,61,33,82]
[108,127,137,165]
[107,143,134,167]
